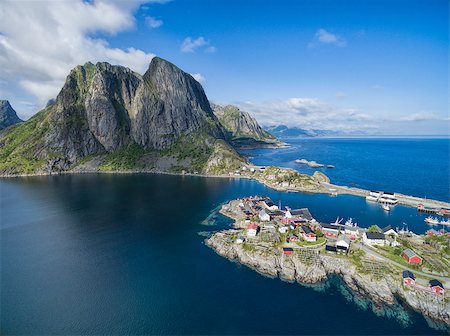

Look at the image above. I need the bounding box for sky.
[0,0,448,135]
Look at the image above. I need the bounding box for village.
[219,196,449,300]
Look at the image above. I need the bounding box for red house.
[301,225,317,242]
[402,270,415,286]
[283,247,294,255]
[402,249,423,265]
[429,280,445,295]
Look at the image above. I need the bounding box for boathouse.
[301,225,317,242]
[402,270,415,286]
[402,249,422,265]
[283,247,294,255]
[429,280,445,295]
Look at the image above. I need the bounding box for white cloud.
[145,16,163,28]
[0,0,159,116]
[308,28,346,48]
[234,98,375,132]
[180,36,215,53]
[397,113,441,122]
[190,73,205,84]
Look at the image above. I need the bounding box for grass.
[98,143,151,171]
[296,237,326,246]
[0,107,50,173]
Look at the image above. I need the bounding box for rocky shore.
[205,201,450,328]
[206,230,449,327]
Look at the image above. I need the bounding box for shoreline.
[205,199,450,327]
[1,167,449,210]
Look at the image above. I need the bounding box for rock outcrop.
[211,103,278,147]
[0,57,245,175]
[206,229,450,327]
[0,100,22,130]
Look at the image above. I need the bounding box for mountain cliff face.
[0,100,22,130]
[211,103,275,141]
[0,57,244,175]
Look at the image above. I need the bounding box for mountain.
[265,125,341,138]
[0,100,22,130]
[211,103,280,148]
[0,57,245,175]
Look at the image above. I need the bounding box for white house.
[263,200,279,211]
[382,225,398,237]
[236,236,245,244]
[259,209,271,222]
[363,232,386,246]
[278,225,289,234]
[386,235,400,247]
[247,223,259,237]
[336,235,351,250]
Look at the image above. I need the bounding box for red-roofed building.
[247,223,259,237]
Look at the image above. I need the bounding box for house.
[363,232,386,246]
[263,200,279,211]
[402,270,415,286]
[301,225,317,242]
[288,234,299,242]
[235,236,246,244]
[402,249,422,265]
[382,225,398,236]
[247,223,259,237]
[344,226,360,240]
[281,181,289,188]
[259,209,271,222]
[278,225,289,234]
[336,235,350,250]
[429,280,445,295]
[320,223,340,237]
[283,247,294,255]
[325,245,337,254]
[386,235,401,247]
[426,228,440,236]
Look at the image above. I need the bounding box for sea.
[1,137,449,334]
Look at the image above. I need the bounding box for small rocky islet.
[205,196,450,327]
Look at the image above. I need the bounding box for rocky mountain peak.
[0,100,23,130]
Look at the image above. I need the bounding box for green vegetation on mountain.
[0,57,246,176]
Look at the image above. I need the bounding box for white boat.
[425,216,440,225]
[382,204,391,211]
[439,219,450,226]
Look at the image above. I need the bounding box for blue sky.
[0,0,448,134]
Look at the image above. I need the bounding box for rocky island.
[295,158,335,168]
[205,196,450,327]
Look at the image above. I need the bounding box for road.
[355,242,450,286]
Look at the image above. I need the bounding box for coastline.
[2,165,448,210]
[204,200,450,327]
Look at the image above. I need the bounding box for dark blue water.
[1,174,448,334]
[245,138,450,202]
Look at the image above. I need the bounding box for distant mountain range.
[264,125,364,138]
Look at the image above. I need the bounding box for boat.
[382,204,390,211]
[425,216,440,225]
[439,219,450,226]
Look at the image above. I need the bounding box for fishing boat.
[382,204,391,211]
[425,216,440,225]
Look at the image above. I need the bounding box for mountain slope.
[0,57,244,175]
[0,100,22,130]
[211,103,280,148]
